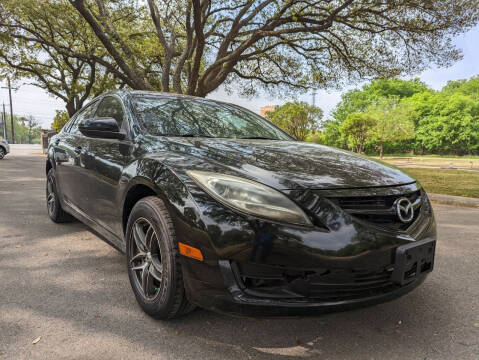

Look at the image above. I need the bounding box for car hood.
[147,137,416,190]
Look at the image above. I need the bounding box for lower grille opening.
[421,258,432,272]
[233,262,399,302]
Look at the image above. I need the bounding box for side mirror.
[79,117,126,140]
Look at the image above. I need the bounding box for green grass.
[370,153,479,159]
[401,167,479,198]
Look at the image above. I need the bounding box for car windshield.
[132,95,292,140]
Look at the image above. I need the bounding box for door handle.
[74,146,83,155]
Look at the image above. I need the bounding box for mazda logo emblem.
[395,198,414,223]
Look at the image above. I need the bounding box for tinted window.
[62,116,77,133]
[68,102,97,134]
[132,95,291,140]
[95,96,125,128]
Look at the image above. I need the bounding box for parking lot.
[1,146,478,360]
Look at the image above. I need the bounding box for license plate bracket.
[391,238,435,285]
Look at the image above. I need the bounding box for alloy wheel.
[129,218,163,300]
[47,176,56,215]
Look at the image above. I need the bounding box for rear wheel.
[46,169,75,223]
[0,147,5,159]
[126,196,195,319]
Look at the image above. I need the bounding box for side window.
[95,97,125,128]
[62,115,78,134]
[69,102,97,135]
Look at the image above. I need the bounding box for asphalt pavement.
[1,146,478,360]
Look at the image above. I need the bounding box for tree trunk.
[66,102,77,118]
[379,143,383,159]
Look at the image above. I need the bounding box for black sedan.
[46,90,436,318]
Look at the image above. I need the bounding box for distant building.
[41,129,57,154]
[260,105,276,117]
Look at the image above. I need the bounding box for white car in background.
[0,138,10,159]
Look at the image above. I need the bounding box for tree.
[366,97,415,158]
[52,111,70,132]
[317,75,479,155]
[410,90,479,155]
[306,131,322,144]
[340,113,376,154]
[25,115,41,144]
[266,101,322,141]
[319,120,344,149]
[332,78,430,122]
[398,76,479,155]
[0,0,139,116]
[4,0,472,99]
[5,114,41,143]
[442,75,479,100]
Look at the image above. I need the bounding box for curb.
[429,193,479,208]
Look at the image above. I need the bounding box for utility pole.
[7,77,14,143]
[1,78,15,143]
[2,102,6,139]
[312,90,317,107]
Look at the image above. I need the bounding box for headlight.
[187,171,312,226]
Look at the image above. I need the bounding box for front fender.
[47,143,56,172]
[121,154,207,233]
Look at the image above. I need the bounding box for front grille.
[327,190,422,230]
[232,262,398,302]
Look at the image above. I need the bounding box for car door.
[81,95,133,237]
[53,102,98,211]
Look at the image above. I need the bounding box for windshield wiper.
[237,136,279,140]
[177,134,214,138]
[158,133,214,138]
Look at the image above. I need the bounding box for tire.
[46,169,75,223]
[126,196,195,319]
[0,147,5,159]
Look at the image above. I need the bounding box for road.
[1,146,478,360]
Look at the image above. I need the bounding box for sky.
[1,24,478,129]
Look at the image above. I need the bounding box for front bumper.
[181,237,435,317]
[185,268,428,317]
[174,183,436,316]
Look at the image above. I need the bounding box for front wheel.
[46,169,75,223]
[126,196,195,319]
[0,147,5,159]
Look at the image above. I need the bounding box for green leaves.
[323,76,479,156]
[5,115,41,144]
[366,97,415,157]
[26,0,479,99]
[266,101,323,141]
[414,90,479,154]
[52,111,70,132]
[340,113,376,154]
[2,0,479,127]
[332,79,429,122]
[0,0,124,118]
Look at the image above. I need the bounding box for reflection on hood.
[147,137,416,190]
